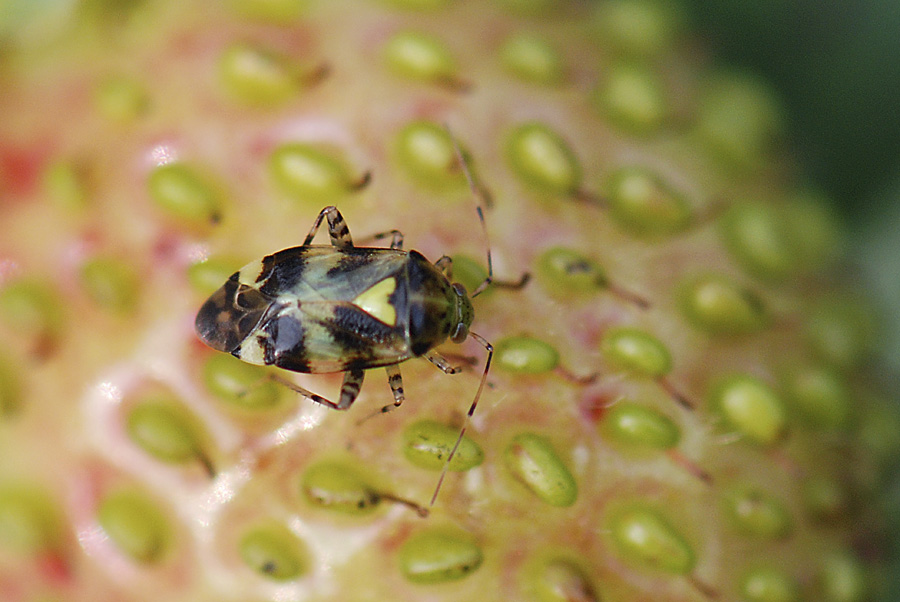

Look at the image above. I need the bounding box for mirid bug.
[194,137,497,506]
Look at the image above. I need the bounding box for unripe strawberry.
[0,1,896,601]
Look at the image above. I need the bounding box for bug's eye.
[452,283,468,297]
[451,322,469,344]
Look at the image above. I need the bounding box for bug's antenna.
[430,331,493,506]
[445,125,493,298]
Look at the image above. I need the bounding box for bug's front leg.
[271,368,365,410]
[303,206,354,249]
[434,255,453,279]
[375,364,405,414]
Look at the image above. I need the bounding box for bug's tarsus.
[268,372,362,411]
[430,331,493,506]
[372,229,404,250]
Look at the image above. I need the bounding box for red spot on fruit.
[36,551,72,586]
[581,391,615,423]
[0,143,47,199]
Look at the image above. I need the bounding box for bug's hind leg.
[303,206,354,249]
[434,256,453,279]
[270,368,365,410]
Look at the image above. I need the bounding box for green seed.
[148,162,222,225]
[740,567,800,602]
[228,0,307,22]
[606,504,695,574]
[498,0,557,15]
[0,279,63,340]
[395,120,461,186]
[857,401,900,469]
[678,274,768,335]
[125,395,211,469]
[239,522,308,580]
[219,42,296,106]
[299,460,381,515]
[709,374,787,445]
[781,191,844,270]
[782,364,849,429]
[398,527,483,584]
[385,0,452,8]
[601,327,672,378]
[604,166,691,237]
[723,487,792,539]
[594,63,667,134]
[720,203,796,281]
[601,402,679,450]
[384,31,458,86]
[696,72,784,170]
[504,433,577,507]
[494,336,560,375]
[448,254,490,298]
[79,256,140,314]
[819,550,867,602]
[596,0,682,57]
[802,476,847,523]
[506,122,581,196]
[43,159,89,211]
[203,354,283,410]
[187,256,240,296]
[0,356,23,416]
[535,247,607,296]
[269,143,356,202]
[402,420,484,471]
[522,555,598,602]
[805,297,875,370]
[0,485,61,553]
[97,489,171,563]
[94,75,149,122]
[500,34,564,85]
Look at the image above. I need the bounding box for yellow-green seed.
[0,485,62,553]
[605,166,691,237]
[782,364,849,429]
[385,0,452,8]
[696,72,784,170]
[720,203,796,281]
[187,256,241,296]
[395,120,461,186]
[401,420,484,471]
[494,336,560,374]
[819,550,867,602]
[594,63,667,134]
[94,76,149,123]
[601,327,672,377]
[398,527,483,584]
[97,489,171,563]
[125,395,210,468]
[500,34,564,85]
[228,0,307,22]
[299,461,381,515]
[148,162,222,225]
[79,256,140,314]
[723,487,792,539]
[43,160,89,211]
[506,122,581,196]
[239,522,308,580]
[802,476,847,523]
[522,555,599,602]
[0,279,64,340]
[202,354,283,410]
[740,567,800,602]
[805,298,875,370]
[448,255,490,298]
[535,247,607,296]
[269,143,356,203]
[219,43,296,106]
[857,402,900,469]
[503,433,577,507]
[782,191,844,270]
[679,274,768,335]
[606,504,695,574]
[0,357,23,416]
[384,31,457,85]
[601,402,679,450]
[709,374,787,445]
[596,0,681,57]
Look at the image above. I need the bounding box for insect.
[194,138,496,505]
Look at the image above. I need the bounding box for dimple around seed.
[723,486,793,539]
[299,460,382,515]
[395,120,462,186]
[740,566,800,602]
[384,31,462,89]
[79,256,140,314]
[503,432,578,507]
[535,247,607,295]
[202,353,283,411]
[494,336,560,375]
[238,522,308,580]
[148,162,223,225]
[97,488,171,563]
[601,327,672,377]
[506,122,581,196]
[500,33,564,85]
[605,166,691,237]
[0,484,62,554]
[606,504,695,574]
[679,273,768,335]
[125,394,213,473]
[709,374,787,445]
[269,143,362,203]
[402,419,484,471]
[398,527,483,584]
[601,402,680,450]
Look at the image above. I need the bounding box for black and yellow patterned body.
[195,245,473,373]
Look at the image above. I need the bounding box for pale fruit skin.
[0,1,895,602]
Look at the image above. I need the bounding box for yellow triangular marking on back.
[353,277,397,325]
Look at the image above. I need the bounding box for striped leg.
[424,350,461,374]
[375,364,405,415]
[270,368,365,410]
[303,206,354,249]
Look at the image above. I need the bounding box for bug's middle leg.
[303,206,354,249]
[374,364,406,415]
[271,368,365,410]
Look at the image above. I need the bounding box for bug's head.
[449,282,474,343]
[195,275,270,354]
